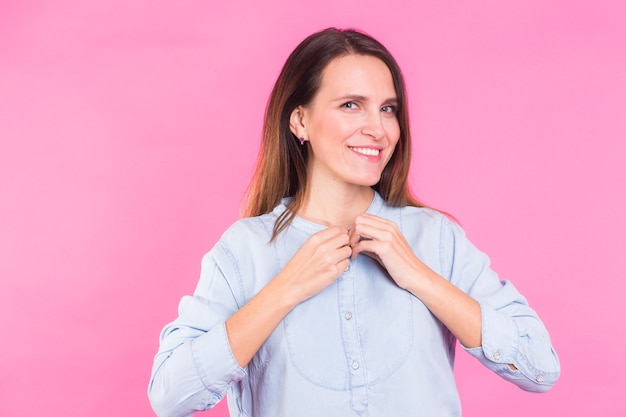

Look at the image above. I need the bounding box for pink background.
[1,1,625,416]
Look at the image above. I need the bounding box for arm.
[349,213,482,348]
[439,217,560,391]
[225,226,351,368]
[148,248,246,417]
[148,226,352,417]
[349,213,560,391]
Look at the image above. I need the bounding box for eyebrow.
[334,94,398,104]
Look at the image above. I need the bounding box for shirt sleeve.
[148,242,247,417]
[439,216,560,392]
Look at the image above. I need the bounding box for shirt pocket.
[283,282,351,390]
[355,262,415,384]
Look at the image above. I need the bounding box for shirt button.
[352,361,359,370]
[345,263,351,272]
[493,351,501,361]
[536,374,544,383]
[344,312,353,320]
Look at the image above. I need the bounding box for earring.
[299,137,306,145]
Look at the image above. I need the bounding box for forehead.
[317,54,396,98]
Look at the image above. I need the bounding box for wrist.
[266,272,303,312]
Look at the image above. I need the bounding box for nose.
[361,110,385,140]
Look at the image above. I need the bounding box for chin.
[351,175,382,187]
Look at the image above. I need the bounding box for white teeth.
[350,147,380,156]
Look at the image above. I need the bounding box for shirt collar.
[272,190,385,234]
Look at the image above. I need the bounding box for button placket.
[336,257,367,413]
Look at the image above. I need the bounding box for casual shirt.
[149,192,560,417]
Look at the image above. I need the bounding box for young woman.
[149,28,560,417]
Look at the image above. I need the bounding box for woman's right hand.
[226,226,351,368]
[276,226,352,305]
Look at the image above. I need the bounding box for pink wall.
[1,1,624,415]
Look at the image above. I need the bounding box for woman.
[149,28,560,417]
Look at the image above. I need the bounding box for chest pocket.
[283,255,415,390]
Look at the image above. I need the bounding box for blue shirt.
[149,192,560,417]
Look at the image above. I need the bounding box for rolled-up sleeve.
[148,245,247,417]
[439,216,560,391]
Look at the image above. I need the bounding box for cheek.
[385,119,401,145]
[318,113,358,140]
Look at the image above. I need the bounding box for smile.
[349,147,380,156]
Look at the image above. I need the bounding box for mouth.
[349,146,381,157]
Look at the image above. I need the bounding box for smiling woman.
[148,28,560,417]
[289,55,401,204]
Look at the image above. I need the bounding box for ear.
[289,106,307,139]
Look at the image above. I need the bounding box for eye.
[381,104,397,114]
[341,101,358,110]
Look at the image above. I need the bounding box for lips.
[349,146,380,156]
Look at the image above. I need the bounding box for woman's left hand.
[349,213,483,349]
[348,213,429,291]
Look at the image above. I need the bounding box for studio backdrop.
[1,1,625,416]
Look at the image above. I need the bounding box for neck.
[298,184,375,228]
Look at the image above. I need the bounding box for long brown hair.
[244,28,427,240]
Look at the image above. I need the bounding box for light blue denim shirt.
[149,192,560,417]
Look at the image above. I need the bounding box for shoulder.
[200,212,278,291]
[204,211,285,301]
[382,204,470,254]
[382,204,451,233]
[218,212,276,251]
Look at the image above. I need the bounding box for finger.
[350,240,383,264]
[348,226,362,247]
[356,214,400,234]
[353,213,383,226]
[339,245,353,264]
[313,233,351,265]
[308,226,348,248]
[337,257,350,272]
[311,225,347,237]
[350,238,375,259]
[349,218,380,244]
[326,229,350,250]
[350,222,388,245]
[355,213,394,227]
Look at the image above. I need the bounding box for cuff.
[463,303,558,392]
[191,321,247,398]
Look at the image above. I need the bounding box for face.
[290,54,401,192]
